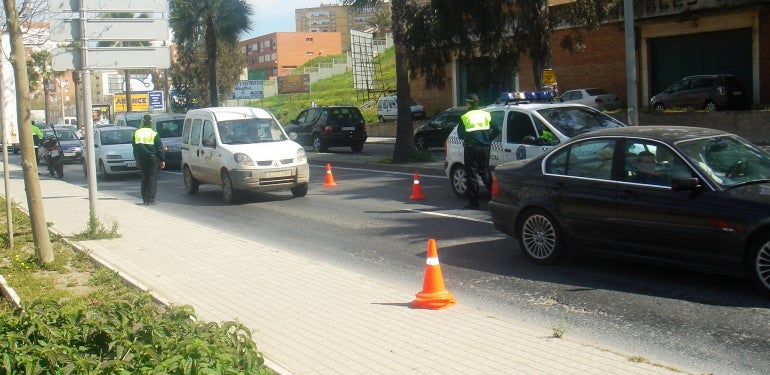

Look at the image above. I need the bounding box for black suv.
[285,106,368,152]
[650,74,746,111]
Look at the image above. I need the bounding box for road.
[16,147,770,375]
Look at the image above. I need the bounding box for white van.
[181,107,309,203]
[376,95,426,122]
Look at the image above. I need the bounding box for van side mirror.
[522,135,537,145]
[202,138,216,147]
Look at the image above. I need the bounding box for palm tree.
[169,0,252,107]
[368,10,391,39]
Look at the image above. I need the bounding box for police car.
[444,93,626,197]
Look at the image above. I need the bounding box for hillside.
[255,47,396,125]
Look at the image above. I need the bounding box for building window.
[306,52,314,56]
[306,37,313,42]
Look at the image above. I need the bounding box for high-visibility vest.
[134,127,157,145]
[461,110,491,132]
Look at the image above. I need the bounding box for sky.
[246,0,325,39]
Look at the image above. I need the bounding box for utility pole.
[624,0,639,126]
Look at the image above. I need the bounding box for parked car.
[558,88,620,110]
[414,106,466,151]
[181,107,309,203]
[55,124,83,139]
[284,105,367,153]
[82,125,140,180]
[114,112,146,128]
[376,95,427,122]
[489,125,770,295]
[149,113,185,169]
[444,101,626,197]
[38,128,82,164]
[650,74,746,111]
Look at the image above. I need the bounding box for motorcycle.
[41,135,64,179]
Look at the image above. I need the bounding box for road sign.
[50,19,169,42]
[52,47,171,71]
[49,0,167,13]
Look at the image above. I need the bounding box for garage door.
[649,28,752,104]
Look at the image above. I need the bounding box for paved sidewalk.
[0,162,697,375]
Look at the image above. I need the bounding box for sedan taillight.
[324,125,333,134]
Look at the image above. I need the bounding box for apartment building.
[295,1,391,52]
[241,32,342,80]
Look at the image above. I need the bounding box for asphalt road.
[12,147,770,375]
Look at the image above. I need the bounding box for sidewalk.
[0,161,696,375]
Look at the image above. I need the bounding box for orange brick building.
[241,32,342,80]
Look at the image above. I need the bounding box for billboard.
[230,80,264,99]
[113,91,165,112]
[277,74,310,94]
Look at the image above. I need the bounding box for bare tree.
[2,0,54,263]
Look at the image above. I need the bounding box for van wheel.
[378,115,385,123]
[221,170,241,203]
[450,164,468,198]
[98,160,110,181]
[704,100,718,112]
[291,183,308,198]
[183,166,199,194]
[351,142,364,153]
[312,134,328,152]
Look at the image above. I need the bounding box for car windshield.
[100,129,136,145]
[677,135,770,188]
[45,129,77,141]
[585,88,608,96]
[155,119,183,138]
[537,107,625,137]
[217,118,287,144]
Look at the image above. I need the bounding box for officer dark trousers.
[140,157,159,204]
[463,144,491,208]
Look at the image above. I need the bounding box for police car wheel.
[450,164,468,198]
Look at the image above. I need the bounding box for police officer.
[132,115,165,205]
[457,94,498,209]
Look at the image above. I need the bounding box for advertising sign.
[277,74,310,94]
[113,91,164,112]
[230,80,264,99]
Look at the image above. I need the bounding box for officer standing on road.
[457,94,497,209]
[132,115,165,205]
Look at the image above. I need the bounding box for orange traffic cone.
[323,163,337,187]
[411,239,456,309]
[409,172,425,200]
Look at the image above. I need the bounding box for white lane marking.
[311,164,445,178]
[404,208,493,224]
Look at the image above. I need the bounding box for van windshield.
[217,118,288,144]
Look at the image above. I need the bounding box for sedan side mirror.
[671,177,701,191]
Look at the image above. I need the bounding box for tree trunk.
[528,0,552,91]
[391,0,414,163]
[206,17,219,107]
[2,0,54,263]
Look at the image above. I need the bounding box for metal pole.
[624,0,639,126]
[81,0,98,220]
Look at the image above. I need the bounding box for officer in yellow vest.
[457,94,499,209]
[132,115,165,205]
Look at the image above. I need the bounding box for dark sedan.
[413,106,465,151]
[489,126,770,294]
